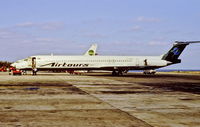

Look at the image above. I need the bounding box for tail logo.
[171,47,180,55]
[88,50,94,56]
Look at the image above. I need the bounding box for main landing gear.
[112,70,123,76]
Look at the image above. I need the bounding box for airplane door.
[27,57,36,69]
[32,57,36,69]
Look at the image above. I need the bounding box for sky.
[0,0,200,69]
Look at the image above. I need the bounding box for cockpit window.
[24,59,28,61]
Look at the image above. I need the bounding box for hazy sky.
[0,0,200,69]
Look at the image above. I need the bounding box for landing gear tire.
[112,70,123,76]
[118,70,123,75]
[112,70,117,76]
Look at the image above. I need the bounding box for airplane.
[11,41,200,75]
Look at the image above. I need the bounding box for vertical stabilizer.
[84,44,98,56]
[162,41,200,63]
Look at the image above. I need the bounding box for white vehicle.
[143,69,156,75]
[11,41,200,75]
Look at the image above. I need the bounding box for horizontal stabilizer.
[174,41,200,45]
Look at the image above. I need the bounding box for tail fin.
[84,44,98,56]
[162,41,200,63]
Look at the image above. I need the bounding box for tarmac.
[0,72,199,127]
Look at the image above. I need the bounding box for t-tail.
[162,41,200,64]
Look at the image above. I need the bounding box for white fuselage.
[11,55,171,71]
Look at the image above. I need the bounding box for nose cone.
[11,63,16,67]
